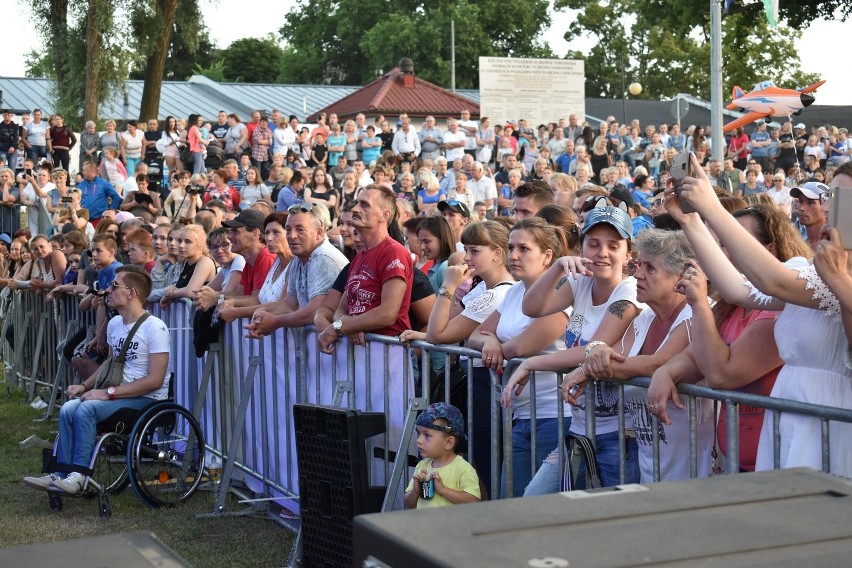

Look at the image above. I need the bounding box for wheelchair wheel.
[126,403,205,508]
[92,432,130,494]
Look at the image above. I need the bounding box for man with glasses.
[222,209,275,296]
[791,181,829,250]
[24,265,170,495]
[246,202,348,337]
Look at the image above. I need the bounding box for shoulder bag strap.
[116,312,150,363]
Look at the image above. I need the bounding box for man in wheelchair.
[24,265,170,495]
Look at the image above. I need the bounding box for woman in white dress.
[653,157,852,477]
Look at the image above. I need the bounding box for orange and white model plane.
[722,79,826,133]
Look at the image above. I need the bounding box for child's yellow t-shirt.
[405,454,480,508]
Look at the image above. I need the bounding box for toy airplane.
[722,79,826,132]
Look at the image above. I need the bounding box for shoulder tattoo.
[608,300,631,319]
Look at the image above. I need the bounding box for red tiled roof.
[308,67,479,121]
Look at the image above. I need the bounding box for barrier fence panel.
[2,291,851,523]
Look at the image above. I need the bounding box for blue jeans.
[27,145,48,163]
[192,152,205,174]
[524,430,640,496]
[56,396,153,473]
[506,416,572,498]
[126,157,142,176]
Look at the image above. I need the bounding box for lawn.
[0,388,295,566]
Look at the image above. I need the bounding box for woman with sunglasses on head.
[502,203,642,495]
[648,203,810,472]
[654,156,852,477]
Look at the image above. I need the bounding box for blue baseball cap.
[0,234,10,245]
[582,202,633,241]
[416,402,466,439]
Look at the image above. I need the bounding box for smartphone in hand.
[828,186,852,251]
[670,151,696,214]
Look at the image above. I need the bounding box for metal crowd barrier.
[2,292,852,520]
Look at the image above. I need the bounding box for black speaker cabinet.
[354,468,852,567]
[294,404,386,567]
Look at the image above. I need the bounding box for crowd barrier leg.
[380,397,427,512]
[725,402,740,475]
[27,297,49,401]
[213,347,262,514]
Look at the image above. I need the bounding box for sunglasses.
[287,202,318,214]
[109,280,133,291]
[651,198,664,207]
[627,259,642,276]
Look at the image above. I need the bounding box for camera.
[187,184,205,195]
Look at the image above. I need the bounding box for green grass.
[0,388,295,566]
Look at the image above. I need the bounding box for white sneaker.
[50,472,86,495]
[23,474,60,491]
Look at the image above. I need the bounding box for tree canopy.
[559,0,834,100]
[278,0,553,88]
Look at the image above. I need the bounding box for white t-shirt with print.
[495,281,570,420]
[460,279,514,367]
[565,275,644,436]
[107,314,170,400]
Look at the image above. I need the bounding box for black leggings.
[52,149,70,171]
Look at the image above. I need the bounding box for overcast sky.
[3,0,850,106]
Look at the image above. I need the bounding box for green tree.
[279,0,552,87]
[557,0,828,101]
[221,38,286,83]
[23,0,132,126]
[131,0,181,122]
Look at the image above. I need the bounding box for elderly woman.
[78,121,100,166]
[417,170,446,216]
[561,229,714,483]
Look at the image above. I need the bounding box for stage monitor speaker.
[354,468,852,568]
[294,403,386,568]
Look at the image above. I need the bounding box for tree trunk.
[49,0,69,86]
[83,0,102,123]
[139,0,179,121]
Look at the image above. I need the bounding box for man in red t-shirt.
[216,209,276,322]
[317,185,412,350]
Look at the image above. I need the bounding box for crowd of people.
[3,104,851,505]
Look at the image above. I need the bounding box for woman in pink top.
[187,114,205,175]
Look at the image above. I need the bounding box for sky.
[2,0,850,106]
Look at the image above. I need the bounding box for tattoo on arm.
[608,300,631,320]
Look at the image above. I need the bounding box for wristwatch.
[332,318,344,333]
[107,386,117,400]
[437,286,454,302]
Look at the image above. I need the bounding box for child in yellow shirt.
[404,402,481,509]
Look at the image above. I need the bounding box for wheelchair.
[41,376,206,518]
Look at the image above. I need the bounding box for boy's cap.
[0,234,11,245]
[416,402,466,439]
